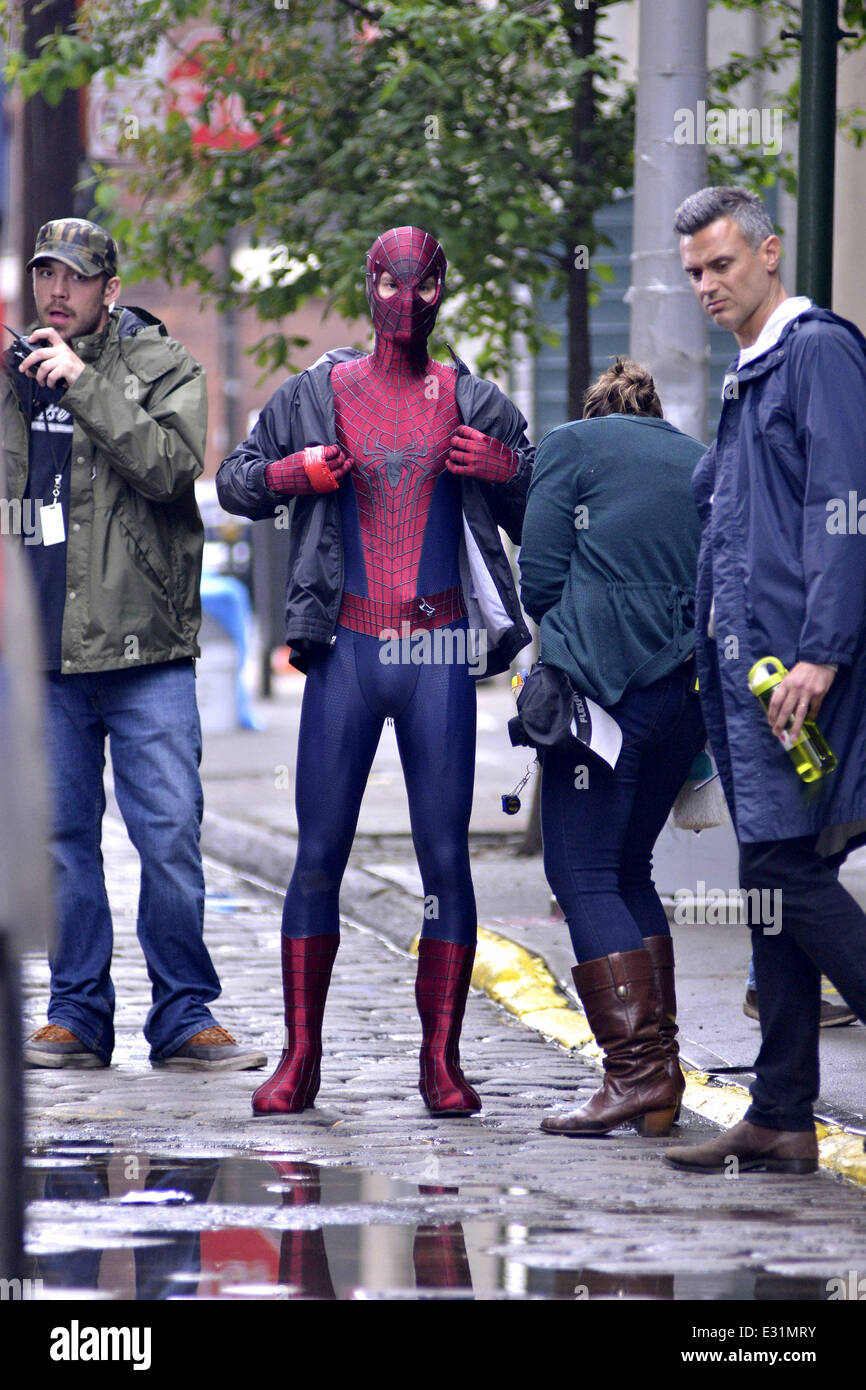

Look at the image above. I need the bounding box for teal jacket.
[519,414,704,707]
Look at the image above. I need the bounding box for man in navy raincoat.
[664,186,866,1175]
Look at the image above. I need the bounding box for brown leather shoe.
[744,987,858,1028]
[540,948,678,1137]
[663,1119,818,1174]
[155,1024,267,1071]
[643,935,686,1120]
[25,1025,107,1069]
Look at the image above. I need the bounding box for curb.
[199,810,866,1189]
[469,926,866,1189]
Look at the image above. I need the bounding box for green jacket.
[1,306,206,673]
[519,414,705,707]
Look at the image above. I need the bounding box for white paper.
[570,697,623,770]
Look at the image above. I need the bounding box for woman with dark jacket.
[519,358,705,1137]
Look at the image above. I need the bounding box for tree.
[7,0,866,389]
[5,0,636,417]
[706,0,866,193]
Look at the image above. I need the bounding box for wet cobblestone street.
[19,820,866,1315]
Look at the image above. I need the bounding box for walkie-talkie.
[2,323,67,389]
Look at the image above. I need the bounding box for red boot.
[252,935,339,1116]
[416,938,482,1116]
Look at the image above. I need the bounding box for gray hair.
[673,186,775,250]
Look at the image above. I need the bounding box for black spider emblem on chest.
[362,428,429,488]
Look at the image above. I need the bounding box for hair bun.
[582,356,663,420]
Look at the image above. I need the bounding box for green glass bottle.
[747,656,838,784]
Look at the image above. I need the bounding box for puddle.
[22,1145,853,1301]
[205,894,273,916]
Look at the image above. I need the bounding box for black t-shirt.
[22,381,73,670]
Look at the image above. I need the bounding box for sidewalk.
[193,670,866,1185]
[21,820,866,1312]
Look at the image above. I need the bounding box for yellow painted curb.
[818,1129,866,1184]
[410,926,866,1189]
[681,1073,753,1131]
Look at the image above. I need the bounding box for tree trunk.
[20,1,83,280]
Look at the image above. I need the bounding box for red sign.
[167,28,259,151]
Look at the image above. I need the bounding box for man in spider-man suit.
[217,227,532,1117]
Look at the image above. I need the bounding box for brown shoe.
[643,935,686,1120]
[154,1024,267,1071]
[24,1025,107,1069]
[818,998,858,1027]
[540,948,679,1137]
[663,1119,818,1174]
[744,985,858,1027]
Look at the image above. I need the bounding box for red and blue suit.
[217,228,533,1118]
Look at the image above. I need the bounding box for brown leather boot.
[663,1119,818,1174]
[643,934,686,1121]
[540,947,678,1137]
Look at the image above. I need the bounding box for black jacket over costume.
[216,348,533,676]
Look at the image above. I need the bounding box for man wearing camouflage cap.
[1,217,266,1072]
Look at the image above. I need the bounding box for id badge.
[39,501,66,546]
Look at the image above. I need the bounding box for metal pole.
[629,0,708,439]
[796,0,839,307]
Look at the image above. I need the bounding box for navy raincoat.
[694,307,866,846]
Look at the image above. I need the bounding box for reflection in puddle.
[22,1146,845,1301]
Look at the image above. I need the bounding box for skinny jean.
[541,663,705,964]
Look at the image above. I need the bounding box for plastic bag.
[670,749,731,832]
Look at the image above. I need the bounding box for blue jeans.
[541,663,706,964]
[44,661,220,1061]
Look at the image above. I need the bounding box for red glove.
[265,444,352,495]
[446,425,520,484]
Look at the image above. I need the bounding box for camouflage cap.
[26,218,119,278]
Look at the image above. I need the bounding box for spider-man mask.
[365,227,447,345]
